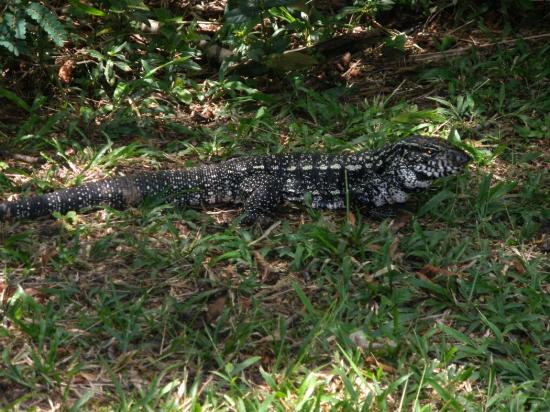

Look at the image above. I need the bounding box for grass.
[1,32,549,412]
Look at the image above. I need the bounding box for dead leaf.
[366,243,381,252]
[56,347,69,356]
[388,236,400,260]
[349,330,369,350]
[371,264,398,278]
[415,271,433,282]
[420,264,455,278]
[390,213,412,231]
[341,51,352,66]
[58,59,76,84]
[73,372,96,384]
[206,295,227,323]
[0,281,11,304]
[174,221,190,238]
[253,251,273,281]
[239,297,252,312]
[364,355,396,373]
[512,259,526,275]
[346,211,356,226]
[40,247,58,267]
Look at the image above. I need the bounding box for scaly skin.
[0,136,470,224]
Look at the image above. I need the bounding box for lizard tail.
[0,170,193,222]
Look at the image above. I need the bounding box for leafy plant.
[0,0,68,56]
[225,0,303,25]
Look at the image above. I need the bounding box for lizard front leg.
[239,175,283,225]
[350,179,407,219]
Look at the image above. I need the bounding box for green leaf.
[26,2,68,47]
[439,35,456,51]
[87,49,105,61]
[173,86,193,105]
[417,190,454,217]
[0,87,30,111]
[104,59,115,85]
[391,109,446,124]
[3,13,16,32]
[69,0,106,16]
[113,61,132,72]
[0,38,19,56]
[68,389,95,412]
[448,128,461,144]
[477,310,504,343]
[4,13,26,40]
[113,82,130,104]
[143,56,198,79]
[424,378,461,409]
[229,356,261,377]
[385,34,406,51]
[438,323,474,346]
[292,281,317,316]
[126,0,150,11]
[265,51,319,71]
[225,0,301,24]
[15,17,27,40]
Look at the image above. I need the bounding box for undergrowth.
[0,1,549,410]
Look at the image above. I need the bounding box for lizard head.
[377,136,470,190]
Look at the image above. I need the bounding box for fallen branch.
[229,29,384,73]
[409,33,550,63]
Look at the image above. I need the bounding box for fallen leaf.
[341,52,352,66]
[253,251,271,278]
[415,271,433,282]
[346,211,356,226]
[40,247,58,267]
[512,259,526,275]
[206,295,227,323]
[370,264,398,279]
[388,236,400,260]
[24,287,48,304]
[349,330,369,350]
[420,264,455,278]
[58,59,76,84]
[366,243,381,252]
[364,355,396,373]
[390,212,412,231]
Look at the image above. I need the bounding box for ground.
[0,2,549,411]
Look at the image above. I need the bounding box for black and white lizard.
[0,136,470,224]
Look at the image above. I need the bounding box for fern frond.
[15,16,27,40]
[1,12,26,40]
[26,2,67,47]
[0,35,19,56]
[3,13,16,32]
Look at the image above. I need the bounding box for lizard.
[0,136,470,225]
